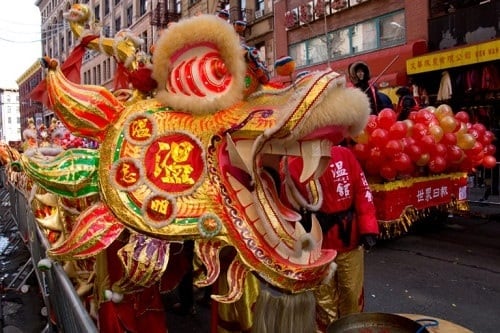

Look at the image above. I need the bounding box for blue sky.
[0,1,41,88]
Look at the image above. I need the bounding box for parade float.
[349,106,496,239]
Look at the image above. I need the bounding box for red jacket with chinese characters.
[284,146,379,253]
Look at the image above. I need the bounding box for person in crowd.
[281,145,380,332]
[395,86,418,120]
[348,61,391,115]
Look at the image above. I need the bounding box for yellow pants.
[216,273,260,333]
[314,246,364,331]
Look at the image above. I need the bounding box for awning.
[406,39,500,75]
[373,72,401,89]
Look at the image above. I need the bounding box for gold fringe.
[378,199,469,240]
[369,172,467,192]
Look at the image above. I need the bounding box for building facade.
[273,0,429,94]
[33,0,275,90]
[0,88,22,144]
[273,0,499,108]
[17,61,44,132]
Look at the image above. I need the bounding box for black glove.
[360,234,377,250]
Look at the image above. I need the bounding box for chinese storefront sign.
[406,40,500,75]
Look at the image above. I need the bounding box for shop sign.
[371,173,467,221]
[406,40,500,75]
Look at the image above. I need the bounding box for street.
[364,209,500,333]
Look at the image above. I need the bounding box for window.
[94,5,100,21]
[330,29,350,58]
[140,31,148,52]
[351,21,377,53]
[308,37,328,64]
[140,0,148,16]
[288,10,405,68]
[127,5,133,26]
[104,0,110,16]
[97,64,102,85]
[256,0,265,11]
[289,43,308,68]
[60,35,65,53]
[115,16,121,32]
[379,11,405,47]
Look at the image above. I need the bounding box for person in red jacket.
[281,145,379,331]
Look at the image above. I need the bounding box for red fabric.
[129,65,158,93]
[30,35,98,109]
[113,62,131,90]
[96,238,169,333]
[285,146,379,252]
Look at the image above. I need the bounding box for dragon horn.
[44,58,124,142]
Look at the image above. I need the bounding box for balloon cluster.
[351,105,497,181]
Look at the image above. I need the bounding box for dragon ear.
[152,15,247,115]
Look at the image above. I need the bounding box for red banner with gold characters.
[371,173,468,221]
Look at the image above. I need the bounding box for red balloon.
[370,128,389,147]
[431,143,448,159]
[467,128,481,140]
[377,109,397,130]
[402,136,416,147]
[483,155,497,168]
[364,160,379,176]
[447,145,465,164]
[471,150,485,166]
[480,131,496,145]
[416,153,430,166]
[405,144,422,162]
[352,143,370,161]
[419,135,436,152]
[384,139,403,156]
[471,123,486,137]
[468,141,484,156]
[393,153,412,172]
[454,111,470,124]
[365,115,379,134]
[441,132,457,145]
[428,156,447,174]
[380,164,397,181]
[412,123,428,140]
[388,122,408,140]
[415,109,436,125]
[369,146,384,166]
[484,144,496,156]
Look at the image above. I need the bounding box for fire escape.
[150,1,181,29]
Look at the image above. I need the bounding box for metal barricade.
[467,162,500,205]
[10,187,98,332]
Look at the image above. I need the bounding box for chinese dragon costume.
[14,7,371,332]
